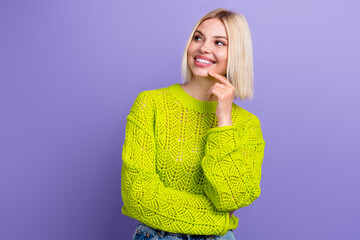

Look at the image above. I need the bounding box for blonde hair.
[181,8,254,100]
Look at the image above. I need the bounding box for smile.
[195,58,214,64]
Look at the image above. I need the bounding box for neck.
[181,76,217,101]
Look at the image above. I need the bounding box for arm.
[201,114,266,211]
[121,91,233,236]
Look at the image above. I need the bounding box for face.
[187,18,228,79]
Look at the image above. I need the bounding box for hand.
[229,210,235,218]
[206,71,235,127]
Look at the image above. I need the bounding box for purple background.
[1,0,359,239]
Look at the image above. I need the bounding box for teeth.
[196,58,213,64]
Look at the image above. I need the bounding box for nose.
[199,40,211,54]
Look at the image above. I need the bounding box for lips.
[194,55,216,65]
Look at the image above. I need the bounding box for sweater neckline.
[167,83,218,113]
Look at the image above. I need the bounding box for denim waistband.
[138,222,167,238]
[137,222,217,239]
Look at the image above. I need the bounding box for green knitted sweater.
[121,83,265,236]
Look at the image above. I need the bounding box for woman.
[121,8,266,240]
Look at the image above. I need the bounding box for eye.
[193,35,202,41]
[215,40,226,46]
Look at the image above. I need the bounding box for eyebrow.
[195,30,228,40]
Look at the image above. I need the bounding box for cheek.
[187,44,197,64]
[187,51,193,65]
[187,43,196,56]
[219,51,228,64]
[217,51,228,73]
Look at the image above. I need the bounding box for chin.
[191,69,212,78]
[193,73,209,78]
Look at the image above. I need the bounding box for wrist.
[217,118,232,127]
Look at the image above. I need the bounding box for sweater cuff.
[228,215,239,230]
[221,211,230,236]
[221,214,239,235]
[204,126,240,157]
[205,125,237,139]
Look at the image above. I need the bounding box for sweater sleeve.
[201,114,266,211]
[121,91,233,236]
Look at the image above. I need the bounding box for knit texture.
[121,83,265,236]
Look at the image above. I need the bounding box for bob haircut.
[181,8,254,100]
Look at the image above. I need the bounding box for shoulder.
[231,103,262,128]
[130,84,177,115]
[126,87,165,129]
[231,104,265,143]
[132,83,178,108]
[134,84,173,101]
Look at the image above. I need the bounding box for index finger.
[208,71,231,87]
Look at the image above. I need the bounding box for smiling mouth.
[194,58,215,64]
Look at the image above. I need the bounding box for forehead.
[196,18,227,37]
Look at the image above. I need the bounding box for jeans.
[131,222,236,240]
